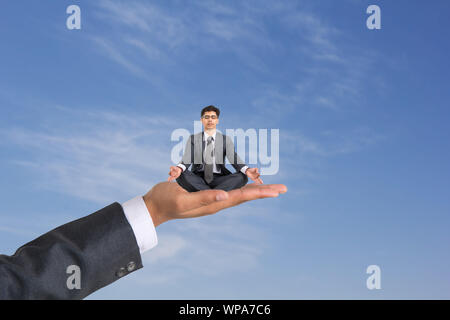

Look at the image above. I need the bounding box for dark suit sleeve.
[179,134,194,171]
[0,202,142,299]
[225,135,247,173]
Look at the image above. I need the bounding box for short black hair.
[201,105,220,118]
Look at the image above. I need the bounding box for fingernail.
[216,193,228,201]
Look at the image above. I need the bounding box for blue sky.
[1,0,449,299]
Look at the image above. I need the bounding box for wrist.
[143,193,167,227]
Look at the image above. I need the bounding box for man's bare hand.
[143,181,287,227]
[167,166,182,182]
[245,167,263,184]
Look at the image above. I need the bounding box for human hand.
[167,166,182,182]
[143,181,287,227]
[245,167,263,184]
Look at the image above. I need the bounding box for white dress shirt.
[121,196,158,255]
[204,131,221,174]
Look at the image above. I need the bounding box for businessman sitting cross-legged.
[168,105,263,192]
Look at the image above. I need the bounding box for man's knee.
[233,173,248,186]
[177,170,211,192]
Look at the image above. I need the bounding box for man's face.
[201,111,219,130]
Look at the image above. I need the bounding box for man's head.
[201,105,220,131]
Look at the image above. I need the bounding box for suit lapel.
[214,131,224,165]
[193,132,203,165]
[202,131,205,151]
[196,131,226,166]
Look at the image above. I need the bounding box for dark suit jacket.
[0,202,141,299]
[179,131,247,175]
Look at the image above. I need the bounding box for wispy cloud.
[284,126,385,158]
[91,0,275,74]
[90,36,145,77]
[246,4,382,115]
[88,0,382,117]
[273,126,385,184]
[1,106,173,204]
[283,10,342,57]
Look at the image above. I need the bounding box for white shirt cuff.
[122,196,158,255]
[240,166,249,174]
[177,164,186,172]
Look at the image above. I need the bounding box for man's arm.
[177,134,194,173]
[225,135,248,174]
[0,181,286,299]
[0,202,143,299]
[224,135,263,184]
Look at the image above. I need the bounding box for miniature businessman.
[168,105,263,192]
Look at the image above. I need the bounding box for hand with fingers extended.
[143,181,287,227]
[167,166,182,182]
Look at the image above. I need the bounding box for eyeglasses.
[202,115,218,120]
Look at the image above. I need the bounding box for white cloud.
[88,0,384,117]
[2,107,172,204]
[91,0,276,75]
[90,36,144,77]
[283,126,384,158]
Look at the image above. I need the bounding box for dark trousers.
[176,170,248,192]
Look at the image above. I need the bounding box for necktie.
[204,136,214,183]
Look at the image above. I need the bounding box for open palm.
[143,181,287,227]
